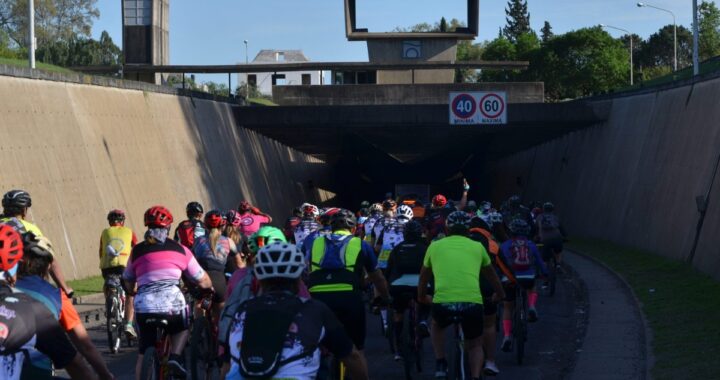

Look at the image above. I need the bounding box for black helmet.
[509,219,531,236]
[107,209,126,224]
[446,211,471,230]
[403,220,423,241]
[508,195,521,207]
[470,215,490,231]
[186,201,203,217]
[331,209,357,230]
[543,202,555,212]
[2,190,32,212]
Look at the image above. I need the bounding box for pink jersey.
[238,213,270,237]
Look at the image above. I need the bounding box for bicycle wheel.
[549,263,557,297]
[189,316,212,380]
[514,290,527,365]
[398,314,414,380]
[140,346,159,380]
[106,295,121,354]
[445,324,465,380]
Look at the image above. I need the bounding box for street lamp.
[243,39,249,99]
[28,0,35,69]
[601,24,634,85]
[637,2,677,72]
[693,0,700,75]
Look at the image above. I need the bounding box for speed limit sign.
[449,92,507,125]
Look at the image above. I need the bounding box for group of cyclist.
[0,183,566,380]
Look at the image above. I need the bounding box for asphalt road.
[66,267,587,380]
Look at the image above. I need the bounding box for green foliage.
[235,83,263,98]
[503,0,531,43]
[35,30,120,67]
[638,24,693,69]
[699,1,720,60]
[532,27,629,99]
[0,0,99,48]
[439,17,448,32]
[541,21,554,43]
[167,74,198,90]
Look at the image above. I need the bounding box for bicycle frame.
[513,284,528,365]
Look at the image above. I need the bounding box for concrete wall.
[488,74,720,278]
[273,82,544,106]
[0,74,332,280]
[367,39,458,84]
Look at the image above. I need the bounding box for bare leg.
[431,319,446,360]
[465,336,484,378]
[50,260,72,295]
[170,330,190,356]
[135,356,143,380]
[125,294,135,324]
[482,314,497,362]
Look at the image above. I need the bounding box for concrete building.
[122,0,169,84]
[237,50,322,97]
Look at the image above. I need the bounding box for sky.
[92,0,694,83]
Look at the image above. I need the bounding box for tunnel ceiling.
[234,102,607,184]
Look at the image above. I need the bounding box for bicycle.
[388,297,425,380]
[512,283,529,365]
[536,243,557,297]
[139,317,177,380]
[189,293,220,380]
[104,274,131,354]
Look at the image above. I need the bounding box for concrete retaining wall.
[0,74,332,280]
[489,75,720,279]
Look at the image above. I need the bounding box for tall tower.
[121,0,169,84]
[344,0,479,84]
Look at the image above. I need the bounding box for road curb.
[566,249,655,380]
[73,292,105,305]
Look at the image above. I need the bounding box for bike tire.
[515,290,527,365]
[398,316,414,380]
[446,325,465,380]
[140,346,159,380]
[189,316,212,380]
[106,297,120,354]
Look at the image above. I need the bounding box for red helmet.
[204,209,226,229]
[238,201,251,212]
[225,210,242,227]
[432,194,447,208]
[0,224,23,272]
[302,204,319,218]
[144,205,174,228]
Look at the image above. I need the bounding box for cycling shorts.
[390,285,416,313]
[101,266,125,279]
[541,237,563,261]
[136,308,191,354]
[207,270,227,304]
[431,302,484,340]
[503,278,536,302]
[311,291,366,350]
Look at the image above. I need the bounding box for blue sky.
[92,0,693,83]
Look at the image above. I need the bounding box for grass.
[613,56,720,94]
[567,238,720,380]
[247,97,277,106]
[68,275,105,297]
[0,57,74,74]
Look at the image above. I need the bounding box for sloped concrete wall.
[489,76,720,279]
[0,75,332,279]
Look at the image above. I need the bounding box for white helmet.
[254,242,306,280]
[397,204,414,221]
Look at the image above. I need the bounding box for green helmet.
[247,226,287,254]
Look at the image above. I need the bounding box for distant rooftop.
[252,50,310,63]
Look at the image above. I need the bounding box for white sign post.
[449,91,507,125]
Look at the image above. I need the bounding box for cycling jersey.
[293,218,320,247]
[123,239,205,314]
[284,216,302,242]
[193,235,236,272]
[300,227,331,257]
[0,216,43,237]
[499,237,547,279]
[385,240,428,286]
[0,285,77,380]
[99,225,137,269]
[424,208,452,240]
[423,235,491,304]
[306,230,377,293]
[174,219,206,249]
[224,293,353,380]
[238,213,270,237]
[536,213,564,241]
[363,213,382,242]
[374,217,409,270]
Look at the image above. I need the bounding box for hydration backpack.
[176,220,204,248]
[540,214,559,230]
[509,238,532,272]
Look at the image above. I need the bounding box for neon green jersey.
[0,216,43,236]
[423,235,491,304]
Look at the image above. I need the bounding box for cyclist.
[283,207,303,243]
[468,216,515,376]
[224,209,243,246]
[306,209,390,358]
[193,210,239,322]
[501,195,532,227]
[174,201,206,249]
[424,179,470,240]
[0,224,93,380]
[535,202,567,267]
[18,232,114,380]
[301,207,339,257]
[123,205,213,380]
[385,220,430,361]
[1,189,73,297]
[237,200,273,238]
[371,199,397,247]
[363,203,383,243]
[294,203,320,247]
[418,211,505,380]
[221,242,369,380]
[499,219,547,353]
[99,209,138,338]
[401,195,426,220]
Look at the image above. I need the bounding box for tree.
[0,0,99,48]
[638,25,693,70]
[439,17,448,32]
[503,0,531,42]
[698,0,720,60]
[531,27,629,99]
[35,30,120,67]
[541,21,554,43]
[479,36,517,81]
[620,33,643,82]
[204,81,230,97]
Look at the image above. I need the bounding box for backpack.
[540,214,559,230]
[236,295,309,379]
[175,220,197,248]
[509,238,532,272]
[218,270,255,346]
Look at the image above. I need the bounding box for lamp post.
[243,39,249,98]
[637,2,677,72]
[601,24,634,85]
[693,0,700,76]
[28,0,35,69]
